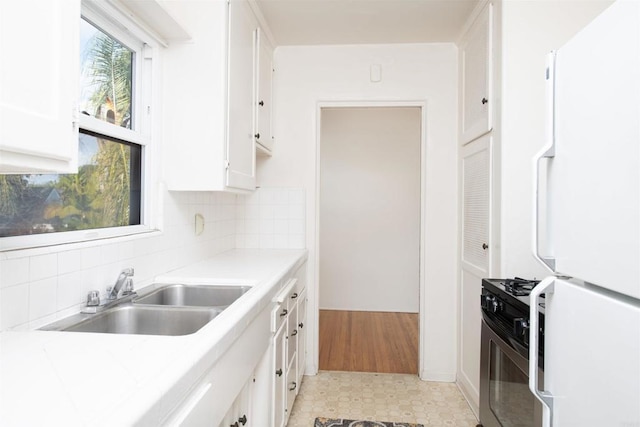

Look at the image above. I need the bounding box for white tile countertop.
[0,249,307,426]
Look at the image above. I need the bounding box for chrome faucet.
[107,267,135,300]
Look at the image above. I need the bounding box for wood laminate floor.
[319,310,419,374]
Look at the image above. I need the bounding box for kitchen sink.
[134,284,251,308]
[41,305,222,336]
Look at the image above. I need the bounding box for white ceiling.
[255,0,480,46]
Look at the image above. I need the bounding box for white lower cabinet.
[162,261,307,427]
[220,378,253,427]
[271,263,307,426]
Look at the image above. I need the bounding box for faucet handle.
[86,290,101,307]
[122,267,134,276]
[122,277,135,295]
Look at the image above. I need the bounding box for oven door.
[479,318,544,427]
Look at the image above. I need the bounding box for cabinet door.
[286,301,298,367]
[273,322,286,427]
[255,28,274,152]
[226,0,257,190]
[460,2,492,145]
[461,135,491,272]
[458,135,491,408]
[296,289,307,387]
[0,0,80,173]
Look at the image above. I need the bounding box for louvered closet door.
[462,135,491,272]
[459,134,491,405]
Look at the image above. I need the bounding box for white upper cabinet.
[459,2,493,145]
[227,0,258,190]
[162,0,268,192]
[255,28,274,154]
[0,0,80,173]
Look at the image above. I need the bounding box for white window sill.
[0,227,163,260]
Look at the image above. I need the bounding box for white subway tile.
[273,234,289,248]
[289,219,305,235]
[245,205,260,220]
[29,277,57,321]
[245,219,260,235]
[274,220,289,235]
[260,204,276,220]
[58,249,82,275]
[274,205,289,220]
[118,241,135,261]
[244,234,260,249]
[259,188,277,204]
[273,190,289,205]
[0,257,29,288]
[260,219,275,234]
[57,271,83,310]
[1,283,29,330]
[81,246,102,269]
[29,253,58,282]
[288,204,305,220]
[260,234,275,249]
[101,244,120,265]
[288,189,305,205]
[288,235,306,249]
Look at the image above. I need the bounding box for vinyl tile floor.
[287,371,479,426]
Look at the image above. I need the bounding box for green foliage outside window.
[0,18,141,238]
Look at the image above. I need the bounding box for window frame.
[0,0,160,252]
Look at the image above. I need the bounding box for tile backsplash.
[0,187,306,332]
[235,188,306,249]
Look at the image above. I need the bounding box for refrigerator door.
[547,0,640,298]
[535,277,640,426]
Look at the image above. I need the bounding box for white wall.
[499,0,614,279]
[0,190,236,331]
[259,43,459,381]
[319,107,420,313]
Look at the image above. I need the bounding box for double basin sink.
[41,284,251,336]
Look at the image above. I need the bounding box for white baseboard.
[456,373,480,419]
[420,370,456,382]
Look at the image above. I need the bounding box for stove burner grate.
[502,277,540,296]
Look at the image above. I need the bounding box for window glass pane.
[0,131,141,237]
[79,18,134,129]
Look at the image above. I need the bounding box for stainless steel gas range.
[477,278,545,427]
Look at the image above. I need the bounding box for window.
[0,4,153,247]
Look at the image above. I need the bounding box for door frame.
[311,100,427,377]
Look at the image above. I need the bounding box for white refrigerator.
[530,0,640,426]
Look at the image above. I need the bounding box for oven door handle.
[529,276,555,423]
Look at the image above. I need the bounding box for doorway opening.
[317,106,422,374]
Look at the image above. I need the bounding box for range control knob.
[513,318,529,339]
[481,294,502,313]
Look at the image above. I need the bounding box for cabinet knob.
[238,415,248,425]
[280,309,288,317]
[259,100,264,106]
[299,322,304,329]
[291,292,298,299]
[276,368,283,377]
[254,133,260,139]
[482,243,489,250]
[289,382,297,391]
[481,97,488,105]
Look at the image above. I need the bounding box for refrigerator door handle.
[533,51,557,272]
[529,276,555,423]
